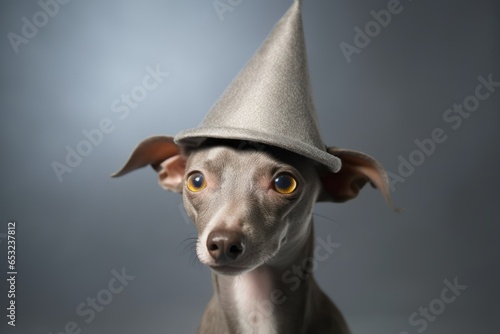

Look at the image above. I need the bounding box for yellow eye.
[187,172,207,192]
[273,174,297,194]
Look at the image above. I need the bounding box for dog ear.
[318,147,396,209]
[112,135,186,193]
[157,155,186,193]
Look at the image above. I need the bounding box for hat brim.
[174,126,341,172]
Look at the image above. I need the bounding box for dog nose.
[206,230,245,262]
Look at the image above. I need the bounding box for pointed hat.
[174,0,341,172]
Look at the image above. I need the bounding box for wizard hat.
[174,0,341,172]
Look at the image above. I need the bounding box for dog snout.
[206,230,245,263]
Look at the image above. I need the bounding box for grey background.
[1,0,499,333]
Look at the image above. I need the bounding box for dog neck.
[211,220,316,334]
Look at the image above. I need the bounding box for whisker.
[177,235,200,267]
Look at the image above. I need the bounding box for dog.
[113,136,393,333]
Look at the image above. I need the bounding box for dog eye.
[273,174,297,194]
[187,172,207,192]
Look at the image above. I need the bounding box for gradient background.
[1,0,499,333]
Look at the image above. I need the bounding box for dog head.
[113,136,393,275]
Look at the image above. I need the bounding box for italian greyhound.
[113,136,393,333]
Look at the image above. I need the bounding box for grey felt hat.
[174,0,341,172]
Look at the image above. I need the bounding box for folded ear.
[318,147,397,210]
[111,136,186,193]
